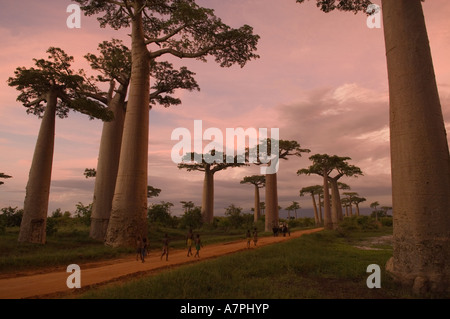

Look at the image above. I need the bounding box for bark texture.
[265,173,278,232]
[18,90,57,244]
[382,0,450,293]
[90,91,126,241]
[254,185,261,223]
[105,11,150,247]
[322,171,332,230]
[201,169,214,224]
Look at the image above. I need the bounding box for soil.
[0,228,323,299]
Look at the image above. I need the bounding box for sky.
[1,0,450,218]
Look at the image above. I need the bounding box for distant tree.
[224,204,245,229]
[240,175,265,222]
[8,47,111,244]
[180,201,195,213]
[253,139,310,231]
[179,205,203,229]
[148,201,175,227]
[0,207,23,227]
[300,185,323,225]
[178,150,247,223]
[286,201,301,219]
[74,202,93,226]
[298,154,362,229]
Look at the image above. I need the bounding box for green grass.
[77,225,435,299]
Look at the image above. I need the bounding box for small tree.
[240,175,265,222]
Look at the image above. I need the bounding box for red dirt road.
[0,228,323,299]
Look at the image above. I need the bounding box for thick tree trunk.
[105,9,150,248]
[265,172,278,232]
[18,90,57,244]
[318,194,323,225]
[254,185,260,223]
[201,169,214,223]
[90,91,126,241]
[329,178,341,228]
[322,171,332,230]
[355,204,360,217]
[311,193,319,225]
[382,0,450,293]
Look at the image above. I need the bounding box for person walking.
[161,233,169,261]
[194,234,203,258]
[252,228,258,247]
[135,235,142,261]
[141,237,148,263]
[186,228,194,257]
[246,229,251,249]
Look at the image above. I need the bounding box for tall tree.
[178,150,247,223]
[382,0,450,293]
[286,201,301,219]
[75,0,259,247]
[300,185,323,225]
[0,173,12,186]
[298,154,362,229]
[180,201,195,213]
[352,196,366,216]
[8,47,111,244]
[84,39,199,241]
[297,0,450,295]
[240,175,265,222]
[254,139,310,231]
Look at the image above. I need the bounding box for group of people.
[135,230,204,263]
[272,222,290,237]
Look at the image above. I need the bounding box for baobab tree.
[298,154,362,230]
[8,47,111,244]
[253,139,310,231]
[240,175,265,222]
[84,40,200,241]
[296,0,450,295]
[180,201,195,214]
[75,0,260,248]
[286,201,301,219]
[300,185,323,225]
[0,173,12,186]
[178,150,247,223]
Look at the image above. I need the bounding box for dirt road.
[0,228,323,299]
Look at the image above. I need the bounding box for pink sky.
[1,0,450,217]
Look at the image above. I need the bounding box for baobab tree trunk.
[329,178,341,228]
[254,185,260,223]
[311,193,319,226]
[322,171,332,230]
[90,91,126,241]
[105,11,150,248]
[355,204,360,217]
[265,172,278,232]
[201,169,214,223]
[318,195,323,225]
[382,0,450,293]
[18,90,57,244]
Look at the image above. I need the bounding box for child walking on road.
[161,233,169,261]
[194,234,203,258]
